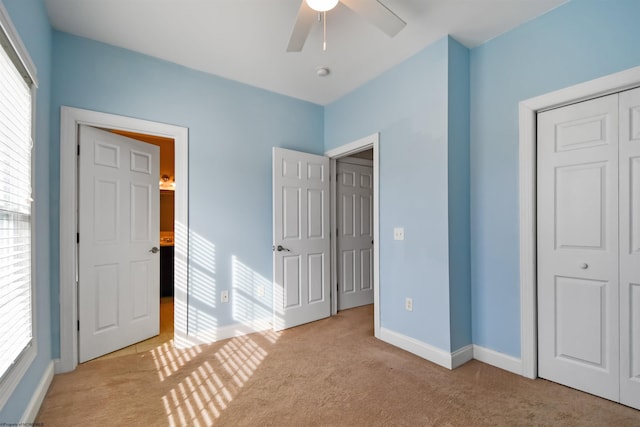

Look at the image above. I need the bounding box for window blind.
[0,31,33,382]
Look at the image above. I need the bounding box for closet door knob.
[579,262,588,269]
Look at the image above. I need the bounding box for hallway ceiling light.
[159,174,175,190]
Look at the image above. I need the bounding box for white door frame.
[326,133,380,337]
[57,107,189,373]
[518,66,640,379]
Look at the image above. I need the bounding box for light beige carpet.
[36,305,640,426]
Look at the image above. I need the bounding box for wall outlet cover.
[405,297,413,311]
[394,227,405,240]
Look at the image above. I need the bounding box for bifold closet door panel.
[537,93,620,402]
[619,87,640,410]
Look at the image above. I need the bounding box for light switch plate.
[394,227,405,240]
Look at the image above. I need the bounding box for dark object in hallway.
[160,246,174,297]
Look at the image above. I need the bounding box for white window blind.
[0,30,33,382]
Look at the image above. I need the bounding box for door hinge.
[77,144,80,156]
[77,320,80,331]
[76,233,80,244]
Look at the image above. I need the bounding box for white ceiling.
[44,0,567,105]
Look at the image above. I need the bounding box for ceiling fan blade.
[340,0,406,37]
[287,1,317,52]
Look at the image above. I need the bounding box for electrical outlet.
[405,297,413,312]
[257,285,265,297]
[221,290,229,303]
[394,227,405,241]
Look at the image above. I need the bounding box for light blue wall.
[447,38,471,351]
[0,0,52,422]
[49,32,324,355]
[470,0,640,356]
[7,2,640,418]
[326,37,460,351]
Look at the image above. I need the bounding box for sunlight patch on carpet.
[159,330,281,426]
[151,341,204,381]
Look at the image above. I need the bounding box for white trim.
[336,156,373,167]
[473,345,522,376]
[52,358,62,374]
[378,328,474,370]
[518,102,538,380]
[0,345,36,411]
[0,1,37,86]
[518,65,640,379]
[379,327,457,370]
[19,361,54,424]
[58,107,189,372]
[325,134,379,158]
[325,133,380,337]
[451,344,474,369]
[186,318,272,346]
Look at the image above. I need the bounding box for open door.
[272,148,330,330]
[78,125,160,362]
[337,158,374,310]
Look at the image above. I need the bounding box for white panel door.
[272,148,330,331]
[337,159,374,310]
[537,94,620,401]
[619,87,640,409]
[79,126,160,362]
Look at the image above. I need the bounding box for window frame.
[0,1,39,411]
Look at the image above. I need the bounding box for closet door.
[537,93,620,402]
[619,87,640,409]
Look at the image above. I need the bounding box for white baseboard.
[473,345,523,375]
[378,328,524,375]
[53,358,65,374]
[215,318,272,342]
[379,327,473,370]
[451,344,474,369]
[20,361,54,424]
[176,318,272,347]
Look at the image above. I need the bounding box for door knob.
[150,246,159,254]
[579,262,588,269]
[273,245,290,252]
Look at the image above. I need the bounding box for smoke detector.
[316,67,330,77]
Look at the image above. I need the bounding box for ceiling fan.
[287,0,407,52]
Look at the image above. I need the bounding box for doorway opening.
[271,134,379,335]
[327,133,380,337]
[58,107,189,373]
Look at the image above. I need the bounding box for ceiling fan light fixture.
[305,0,339,12]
